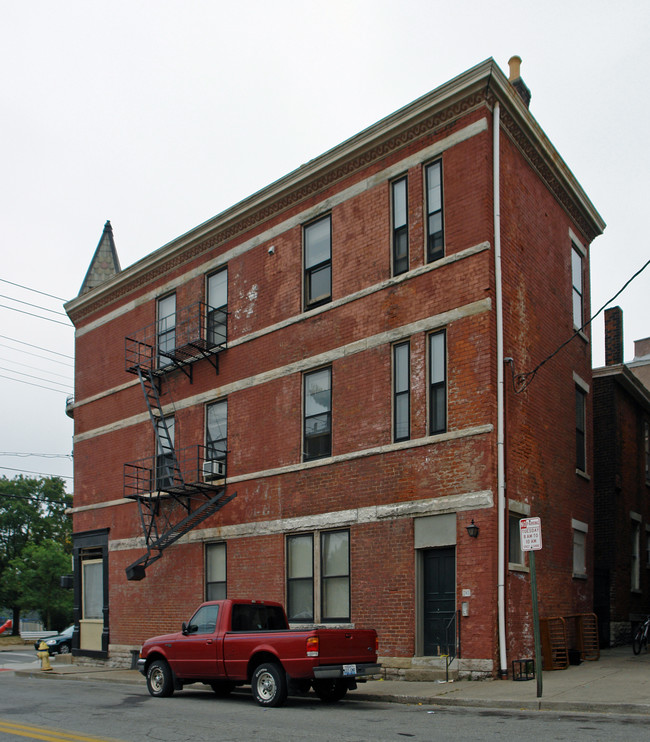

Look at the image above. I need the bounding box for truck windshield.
[231,604,286,631]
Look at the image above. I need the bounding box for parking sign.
[519,517,542,551]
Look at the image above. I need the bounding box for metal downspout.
[494,101,508,678]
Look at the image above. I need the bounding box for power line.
[0,293,68,317]
[512,257,650,393]
[0,303,72,327]
[2,358,73,380]
[0,373,72,395]
[0,278,67,303]
[0,366,73,389]
[0,487,71,504]
[0,453,72,459]
[0,465,72,482]
[0,334,73,359]
[0,342,74,368]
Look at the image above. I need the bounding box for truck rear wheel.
[146,659,174,698]
[313,678,348,703]
[252,662,287,707]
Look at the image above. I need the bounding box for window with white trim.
[572,519,588,578]
[157,293,176,367]
[425,161,444,262]
[393,341,410,442]
[304,215,331,308]
[206,399,227,471]
[206,268,228,347]
[392,176,409,275]
[571,242,584,330]
[286,530,350,623]
[206,542,226,600]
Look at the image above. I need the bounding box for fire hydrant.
[36,640,52,671]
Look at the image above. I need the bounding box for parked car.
[138,599,379,707]
[34,625,74,655]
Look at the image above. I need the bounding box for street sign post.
[520,517,543,698]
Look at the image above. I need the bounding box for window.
[393,342,410,442]
[303,367,332,460]
[508,513,524,567]
[157,293,176,366]
[207,268,228,347]
[429,330,447,434]
[631,517,641,591]
[287,534,314,621]
[643,420,650,484]
[321,530,350,621]
[576,386,587,472]
[155,416,175,490]
[206,400,227,468]
[206,542,226,600]
[392,177,409,275]
[646,526,650,569]
[425,161,444,262]
[286,530,350,623]
[187,604,219,635]
[304,216,331,308]
[572,520,587,578]
[571,243,584,330]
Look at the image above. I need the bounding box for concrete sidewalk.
[6,645,650,716]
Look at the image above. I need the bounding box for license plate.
[343,664,357,676]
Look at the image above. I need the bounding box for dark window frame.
[206,267,228,347]
[303,366,332,461]
[157,292,176,366]
[429,330,447,435]
[575,386,587,473]
[206,399,228,465]
[571,242,584,330]
[392,176,409,275]
[393,341,410,442]
[425,160,444,263]
[304,215,332,309]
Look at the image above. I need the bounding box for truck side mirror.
[182,622,188,635]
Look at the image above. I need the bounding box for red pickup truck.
[137,599,380,707]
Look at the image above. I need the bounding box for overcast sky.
[2,0,648,490]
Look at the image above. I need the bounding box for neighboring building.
[64,57,604,677]
[593,308,650,646]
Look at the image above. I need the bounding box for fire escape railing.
[122,300,235,581]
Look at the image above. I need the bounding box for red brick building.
[64,58,604,678]
[593,308,650,646]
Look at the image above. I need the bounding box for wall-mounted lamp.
[466,519,479,538]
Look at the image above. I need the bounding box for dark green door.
[423,547,456,656]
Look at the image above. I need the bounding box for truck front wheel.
[252,662,287,707]
[146,659,174,698]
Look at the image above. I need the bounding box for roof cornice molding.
[593,363,650,411]
[66,58,604,323]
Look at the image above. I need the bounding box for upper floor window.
[157,293,176,366]
[206,542,226,600]
[304,216,331,309]
[643,420,650,484]
[207,268,228,347]
[575,386,587,473]
[206,400,227,478]
[287,533,314,622]
[426,161,444,262]
[429,330,447,434]
[392,177,409,275]
[303,367,332,461]
[571,243,584,330]
[393,341,410,442]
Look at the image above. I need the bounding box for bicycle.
[632,616,649,655]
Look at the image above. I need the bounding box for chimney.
[604,306,624,366]
[508,55,531,108]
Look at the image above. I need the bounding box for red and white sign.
[519,517,543,552]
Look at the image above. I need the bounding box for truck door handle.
[206,639,213,645]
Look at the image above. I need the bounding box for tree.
[0,476,72,633]
[5,540,73,631]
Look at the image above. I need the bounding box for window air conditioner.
[202,459,226,481]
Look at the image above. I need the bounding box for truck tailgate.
[315,629,377,665]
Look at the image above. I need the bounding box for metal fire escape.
[123,301,235,581]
